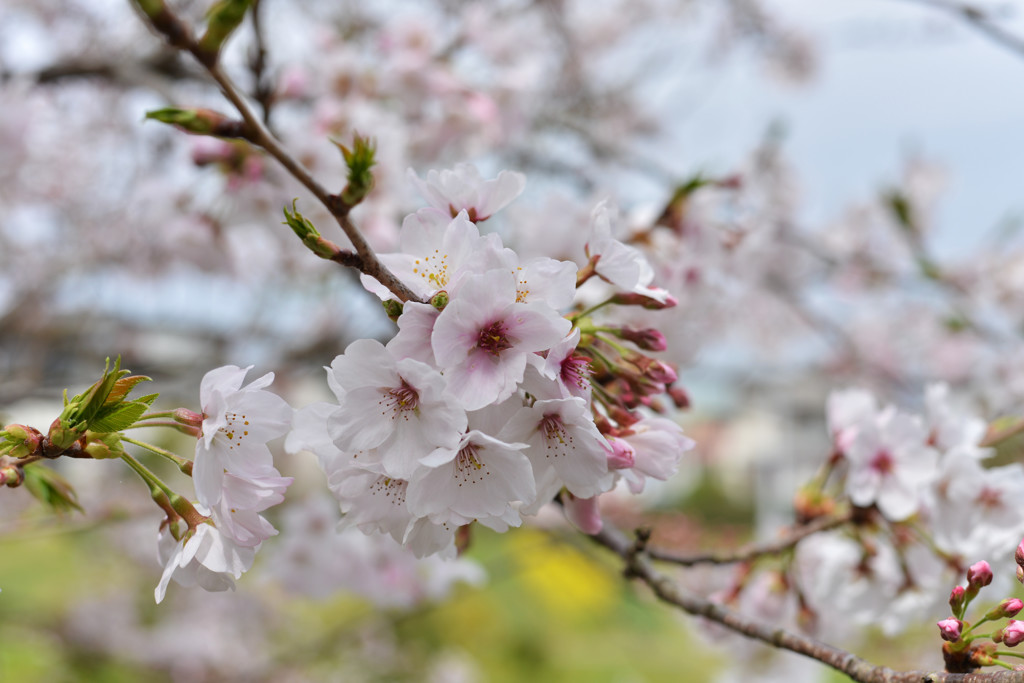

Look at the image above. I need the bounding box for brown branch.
[247,0,275,128]
[134,2,422,304]
[590,521,1024,682]
[645,509,854,566]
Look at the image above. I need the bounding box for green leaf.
[198,0,252,55]
[23,465,82,515]
[89,401,152,434]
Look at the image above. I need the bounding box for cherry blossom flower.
[326,339,466,479]
[407,163,526,222]
[826,387,879,453]
[361,209,502,302]
[155,513,255,603]
[585,201,670,304]
[432,269,571,410]
[193,365,293,507]
[499,396,613,499]
[843,407,938,521]
[615,417,695,494]
[207,467,293,547]
[523,328,593,403]
[405,429,534,524]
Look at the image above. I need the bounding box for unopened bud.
[609,291,678,310]
[563,493,602,535]
[668,385,690,409]
[988,598,1024,620]
[0,463,23,487]
[0,424,42,458]
[949,585,966,616]
[334,133,377,207]
[83,431,124,460]
[382,299,404,322]
[618,326,667,352]
[968,561,994,590]
[937,617,963,642]
[145,108,249,138]
[606,437,635,470]
[1016,538,1024,568]
[198,0,251,58]
[1002,620,1024,648]
[173,409,204,430]
[429,291,449,311]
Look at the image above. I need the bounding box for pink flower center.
[976,486,1003,510]
[477,321,513,357]
[560,354,591,391]
[454,445,489,485]
[870,449,894,475]
[381,379,419,418]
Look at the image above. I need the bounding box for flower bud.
[937,617,963,642]
[609,291,678,310]
[606,437,636,470]
[0,463,23,487]
[198,0,251,57]
[382,299,404,322]
[0,424,42,458]
[1018,565,1024,585]
[563,493,602,535]
[1002,620,1024,648]
[430,291,449,311]
[145,107,249,138]
[988,598,1024,621]
[618,326,668,352]
[949,585,966,616]
[668,385,691,409]
[968,561,993,590]
[1016,539,1024,568]
[334,133,376,207]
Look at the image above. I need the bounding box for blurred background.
[2,0,1024,680]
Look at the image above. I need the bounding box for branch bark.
[645,509,854,566]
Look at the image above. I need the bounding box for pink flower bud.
[968,561,994,589]
[1003,620,1024,648]
[563,494,603,535]
[937,617,963,642]
[1016,539,1024,568]
[618,327,668,352]
[989,598,1024,620]
[1018,565,1024,585]
[606,438,636,470]
[949,586,966,615]
[668,385,690,409]
[609,292,678,310]
[647,360,677,385]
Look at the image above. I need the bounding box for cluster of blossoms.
[156,367,293,603]
[708,382,1024,644]
[286,164,694,558]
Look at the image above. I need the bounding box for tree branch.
[590,520,1024,682]
[133,1,422,304]
[645,509,854,566]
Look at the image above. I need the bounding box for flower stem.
[122,436,193,475]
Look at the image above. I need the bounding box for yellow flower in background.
[509,529,615,619]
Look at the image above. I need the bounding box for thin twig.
[898,0,1024,60]
[248,0,275,128]
[135,2,421,303]
[645,509,854,566]
[591,520,1024,682]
